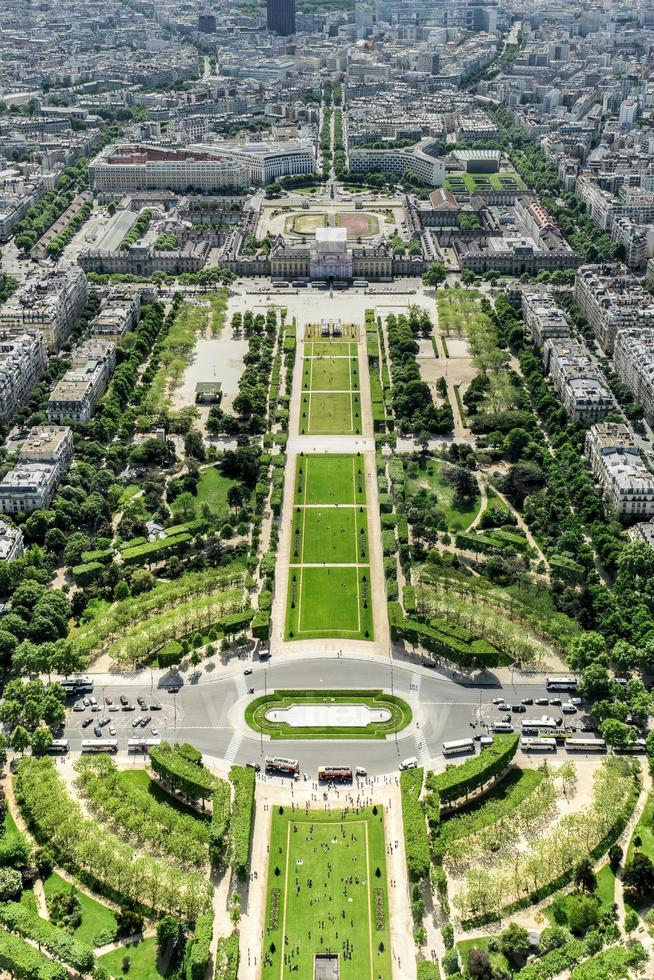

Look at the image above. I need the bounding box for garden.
[261,806,392,979]
[245,689,412,739]
[300,334,362,436]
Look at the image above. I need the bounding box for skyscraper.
[267,0,296,36]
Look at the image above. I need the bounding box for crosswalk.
[223,732,243,766]
[408,672,422,697]
[415,730,431,768]
[235,671,248,698]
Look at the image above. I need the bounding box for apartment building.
[613,329,654,427]
[48,339,116,424]
[0,520,24,562]
[209,141,315,185]
[0,268,88,352]
[91,288,141,343]
[89,144,248,193]
[0,426,73,515]
[585,422,654,519]
[0,331,48,424]
[521,291,570,348]
[543,337,613,423]
[573,264,654,354]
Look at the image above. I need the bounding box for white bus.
[546,676,578,692]
[81,739,118,754]
[615,739,647,754]
[60,676,93,694]
[352,280,369,289]
[47,739,70,754]
[565,738,606,752]
[492,722,514,733]
[127,737,161,753]
[442,738,475,756]
[520,717,558,731]
[520,737,557,753]
[272,280,289,289]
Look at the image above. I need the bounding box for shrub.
[0,930,67,980]
[0,902,94,972]
[427,734,518,805]
[186,914,213,980]
[209,780,231,863]
[149,743,216,805]
[400,768,430,882]
[228,766,255,881]
[215,931,239,980]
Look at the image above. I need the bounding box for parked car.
[109,726,116,736]
[137,696,146,707]
[89,697,98,706]
[497,702,510,711]
[100,718,110,727]
[570,697,582,706]
[83,698,90,706]
[120,695,129,705]
[151,727,159,736]
[132,718,141,728]
[491,698,504,705]
[94,727,102,737]
[521,698,533,706]
[501,714,512,723]
[108,705,119,712]
[150,704,162,711]
[122,704,135,711]
[105,696,113,705]
[512,704,526,713]
[82,718,93,728]
[535,697,549,706]
[561,702,577,714]
[244,667,253,676]
[549,697,562,706]
[91,705,101,712]
[73,702,85,712]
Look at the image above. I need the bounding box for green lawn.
[118,769,211,822]
[118,484,141,509]
[457,937,512,976]
[627,790,654,863]
[99,937,169,978]
[303,354,359,391]
[246,690,412,739]
[305,341,358,358]
[291,505,368,563]
[295,454,366,506]
[43,871,118,947]
[192,465,241,519]
[286,566,373,640]
[407,457,480,531]
[262,807,392,979]
[595,864,615,911]
[302,391,361,434]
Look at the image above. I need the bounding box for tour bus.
[520,737,557,753]
[492,722,514,733]
[291,280,308,288]
[442,738,475,756]
[81,739,118,754]
[318,766,353,783]
[265,756,300,778]
[272,280,289,289]
[520,717,558,731]
[615,739,647,754]
[127,737,161,753]
[546,676,578,692]
[60,675,93,695]
[565,738,606,753]
[332,281,349,290]
[352,280,369,289]
[310,281,328,289]
[47,739,70,755]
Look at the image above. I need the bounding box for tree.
[467,946,492,978]
[566,893,599,936]
[624,909,639,934]
[608,843,623,873]
[31,726,53,755]
[184,430,206,462]
[623,852,654,900]
[504,427,531,462]
[600,718,633,750]
[117,907,144,936]
[498,923,530,967]
[172,491,196,523]
[579,663,611,700]
[567,631,608,671]
[574,858,597,894]
[422,263,446,287]
[0,868,22,902]
[157,915,185,963]
[10,725,30,755]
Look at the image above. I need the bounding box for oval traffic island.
[245,689,412,739]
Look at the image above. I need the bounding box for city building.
[0,331,48,424]
[89,145,248,194]
[585,422,654,519]
[0,520,24,562]
[48,339,116,423]
[267,0,296,36]
[543,337,613,423]
[573,265,654,354]
[349,142,445,186]
[613,329,654,427]
[0,269,88,352]
[521,291,570,348]
[0,426,73,515]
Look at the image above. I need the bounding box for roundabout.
[244,689,412,739]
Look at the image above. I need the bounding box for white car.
[73,702,85,712]
[151,727,159,736]
[109,726,116,736]
[570,697,582,706]
[561,702,577,714]
[243,667,252,676]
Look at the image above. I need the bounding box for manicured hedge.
[215,932,239,980]
[228,766,255,881]
[252,609,271,640]
[391,614,506,668]
[209,780,232,863]
[400,768,430,882]
[149,743,216,804]
[71,561,105,586]
[417,963,441,980]
[427,734,518,806]
[122,532,192,565]
[219,609,255,635]
[0,930,67,980]
[0,902,94,972]
[186,914,213,980]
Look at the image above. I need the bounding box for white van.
[399,757,418,771]
[561,702,577,714]
[355,766,367,778]
[492,722,514,733]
